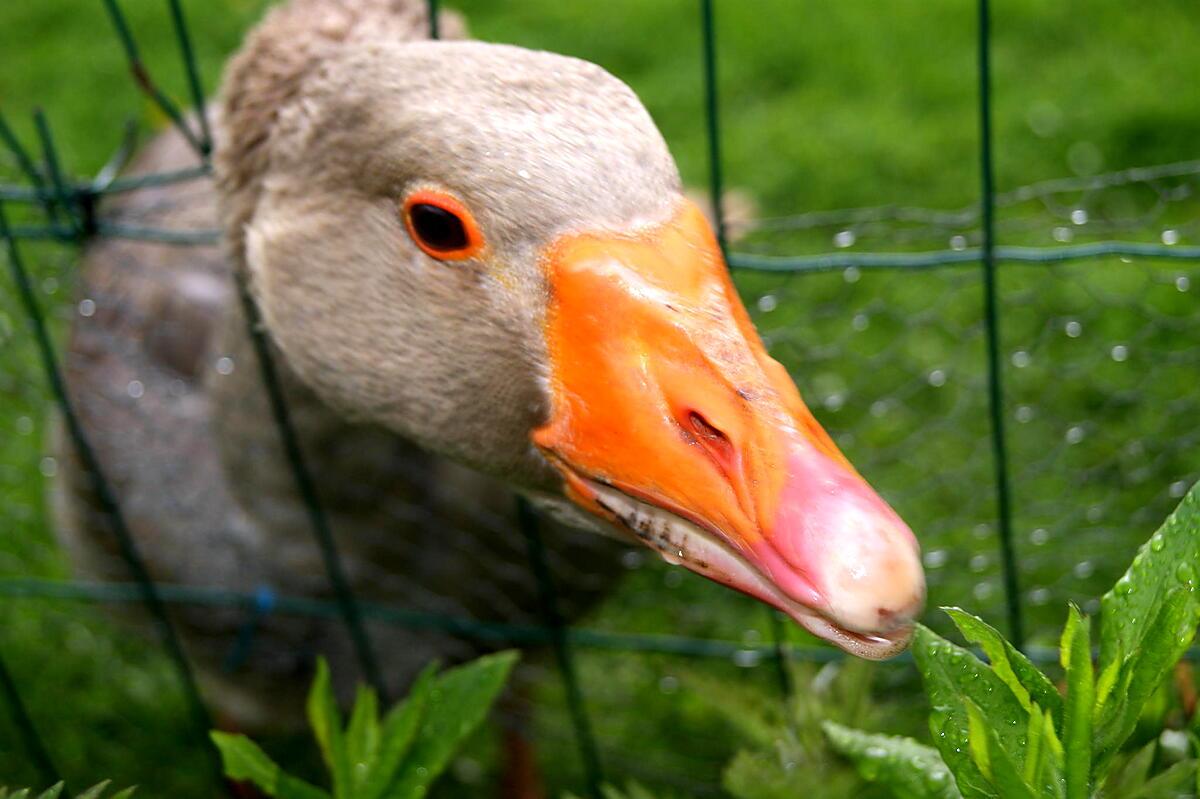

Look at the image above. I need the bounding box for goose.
[55,0,925,730]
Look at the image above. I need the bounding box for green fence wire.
[1,0,1199,794]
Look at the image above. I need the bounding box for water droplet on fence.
[1030,528,1049,545]
[927,369,946,387]
[870,400,889,417]
[1011,350,1031,368]
[1053,226,1073,243]
[1074,560,1095,579]
[1070,209,1088,225]
[127,379,144,399]
[78,298,96,317]
[658,675,679,694]
[732,649,761,668]
[969,554,989,572]
[950,235,967,251]
[216,356,235,375]
[1111,344,1128,362]
[1169,480,1188,498]
[1064,320,1081,337]
[1066,426,1085,444]
[42,277,58,295]
[834,230,856,248]
[756,294,777,312]
[1176,275,1190,292]
[823,393,845,412]
[1162,229,1180,245]
[923,549,949,569]
[1015,405,1034,423]
[1028,587,1052,605]
[621,550,644,570]
[15,416,33,436]
[852,313,869,331]
[39,457,57,477]
[843,266,861,283]
[973,582,994,601]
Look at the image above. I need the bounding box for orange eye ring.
[402,190,486,261]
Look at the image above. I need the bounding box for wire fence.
[1,0,1198,795]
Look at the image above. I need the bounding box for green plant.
[825,481,1200,798]
[0,784,134,799]
[211,651,517,799]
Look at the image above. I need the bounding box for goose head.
[218,37,924,658]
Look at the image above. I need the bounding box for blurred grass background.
[1,0,1199,795]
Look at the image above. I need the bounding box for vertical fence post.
[516,498,603,799]
[233,273,388,700]
[700,0,795,701]
[0,201,229,792]
[699,0,727,253]
[976,0,1024,648]
[0,650,60,788]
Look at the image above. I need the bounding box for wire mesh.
[1,0,1198,795]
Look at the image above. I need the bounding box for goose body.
[57,0,925,728]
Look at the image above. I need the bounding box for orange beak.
[533,200,924,658]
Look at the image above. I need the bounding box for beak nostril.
[687,411,727,443]
[684,410,737,475]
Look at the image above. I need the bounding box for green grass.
[1,0,1199,795]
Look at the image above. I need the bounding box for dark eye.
[409,203,469,252]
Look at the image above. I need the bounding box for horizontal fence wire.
[5,575,1200,668]
[2,0,1200,794]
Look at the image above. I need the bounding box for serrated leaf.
[1097,482,1200,771]
[1103,740,1156,798]
[307,659,351,798]
[346,685,381,795]
[33,783,62,799]
[211,731,331,799]
[965,699,1037,799]
[913,623,1028,798]
[1029,707,1065,798]
[8,791,29,799]
[945,608,1063,726]
[1096,588,1198,774]
[361,663,436,799]
[385,650,518,799]
[823,720,961,798]
[74,783,109,799]
[1131,759,1197,798]
[1059,606,1093,799]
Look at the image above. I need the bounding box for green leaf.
[108,790,137,799]
[1131,759,1197,798]
[913,623,1029,798]
[822,720,961,799]
[362,663,436,799]
[74,783,110,799]
[32,784,62,799]
[346,685,381,794]
[211,731,331,799]
[1097,482,1200,771]
[1096,588,1199,773]
[307,659,351,798]
[1102,740,1156,798]
[945,608,1063,726]
[1059,606,1093,799]
[385,650,519,799]
[965,699,1037,799]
